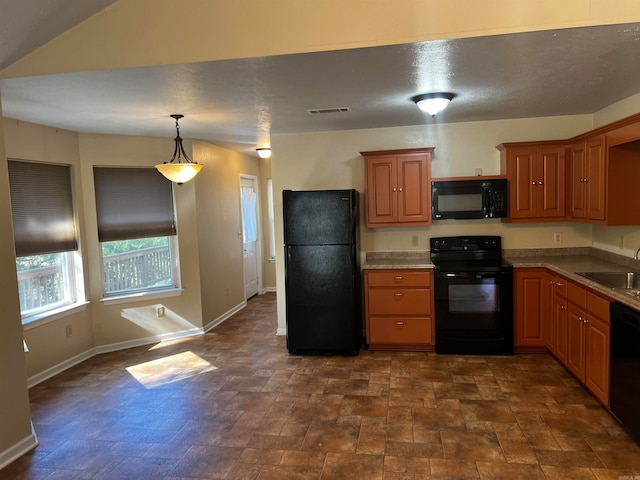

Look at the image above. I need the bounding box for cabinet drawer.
[568,281,587,307]
[368,317,432,344]
[587,291,610,323]
[368,288,431,315]
[366,270,431,287]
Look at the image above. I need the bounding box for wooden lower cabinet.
[564,281,611,405]
[364,269,434,350]
[514,269,548,349]
[516,268,611,406]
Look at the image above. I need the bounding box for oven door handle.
[436,271,511,279]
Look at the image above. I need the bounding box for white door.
[240,176,260,299]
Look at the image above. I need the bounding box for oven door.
[434,269,514,354]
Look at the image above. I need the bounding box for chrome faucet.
[635,246,640,261]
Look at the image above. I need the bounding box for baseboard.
[94,327,205,355]
[0,422,38,470]
[276,327,286,336]
[27,303,250,388]
[204,301,246,333]
[27,348,96,388]
[261,286,276,293]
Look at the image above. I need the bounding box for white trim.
[94,326,204,355]
[204,300,246,332]
[100,287,183,306]
[22,301,89,331]
[276,327,286,336]
[27,348,96,388]
[262,286,276,293]
[0,422,38,470]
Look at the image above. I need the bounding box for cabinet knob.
[395,321,405,326]
[560,305,566,310]
[393,187,397,192]
[532,181,536,185]
[539,181,543,185]
[398,187,403,192]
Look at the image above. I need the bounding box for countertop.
[362,247,640,311]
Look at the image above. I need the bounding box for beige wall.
[192,140,265,323]
[3,119,94,378]
[0,106,36,464]
[4,0,640,78]
[271,113,600,331]
[259,156,276,290]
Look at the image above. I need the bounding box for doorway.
[240,175,261,300]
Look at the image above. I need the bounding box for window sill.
[100,287,184,306]
[22,301,90,331]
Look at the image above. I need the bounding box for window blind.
[8,160,78,257]
[94,167,176,242]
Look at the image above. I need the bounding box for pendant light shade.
[155,114,202,184]
[256,147,272,159]
[412,93,455,116]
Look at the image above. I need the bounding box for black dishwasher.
[610,302,640,443]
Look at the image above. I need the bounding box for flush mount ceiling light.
[412,92,455,116]
[155,114,202,184]
[256,147,272,159]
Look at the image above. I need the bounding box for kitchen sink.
[576,271,640,290]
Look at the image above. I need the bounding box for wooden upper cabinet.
[569,134,640,225]
[570,136,606,221]
[362,148,434,228]
[498,143,565,221]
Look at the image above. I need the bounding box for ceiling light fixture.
[412,92,455,116]
[256,147,272,159]
[155,114,202,184]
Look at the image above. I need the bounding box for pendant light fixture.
[412,92,455,116]
[155,114,202,184]
[256,147,272,159]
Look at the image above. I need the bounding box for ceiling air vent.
[306,107,352,115]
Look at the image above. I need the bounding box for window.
[8,160,82,321]
[94,167,179,297]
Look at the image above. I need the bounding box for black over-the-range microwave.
[431,178,508,220]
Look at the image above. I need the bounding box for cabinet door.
[508,148,537,219]
[585,314,610,405]
[538,147,565,218]
[365,156,397,225]
[585,136,606,221]
[397,154,430,224]
[570,142,586,219]
[554,295,568,363]
[515,269,547,346]
[566,302,586,380]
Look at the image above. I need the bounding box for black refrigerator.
[283,189,360,355]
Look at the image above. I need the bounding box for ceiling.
[1,2,640,156]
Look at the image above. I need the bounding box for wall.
[271,114,596,331]
[0,106,36,466]
[192,140,265,325]
[77,133,204,347]
[259,155,276,290]
[3,119,94,379]
[4,0,640,79]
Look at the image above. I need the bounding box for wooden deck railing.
[17,246,172,312]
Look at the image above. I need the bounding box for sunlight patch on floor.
[126,351,217,389]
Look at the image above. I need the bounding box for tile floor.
[3,292,640,479]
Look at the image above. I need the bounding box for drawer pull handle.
[394,276,403,282]
[394,293,403,298]
[395,321,405,326]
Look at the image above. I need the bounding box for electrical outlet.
[553,232,562,244]
[156,306,165,317]
[475,168,483,176]
[65,325,73,338]
[411,235,419,246]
